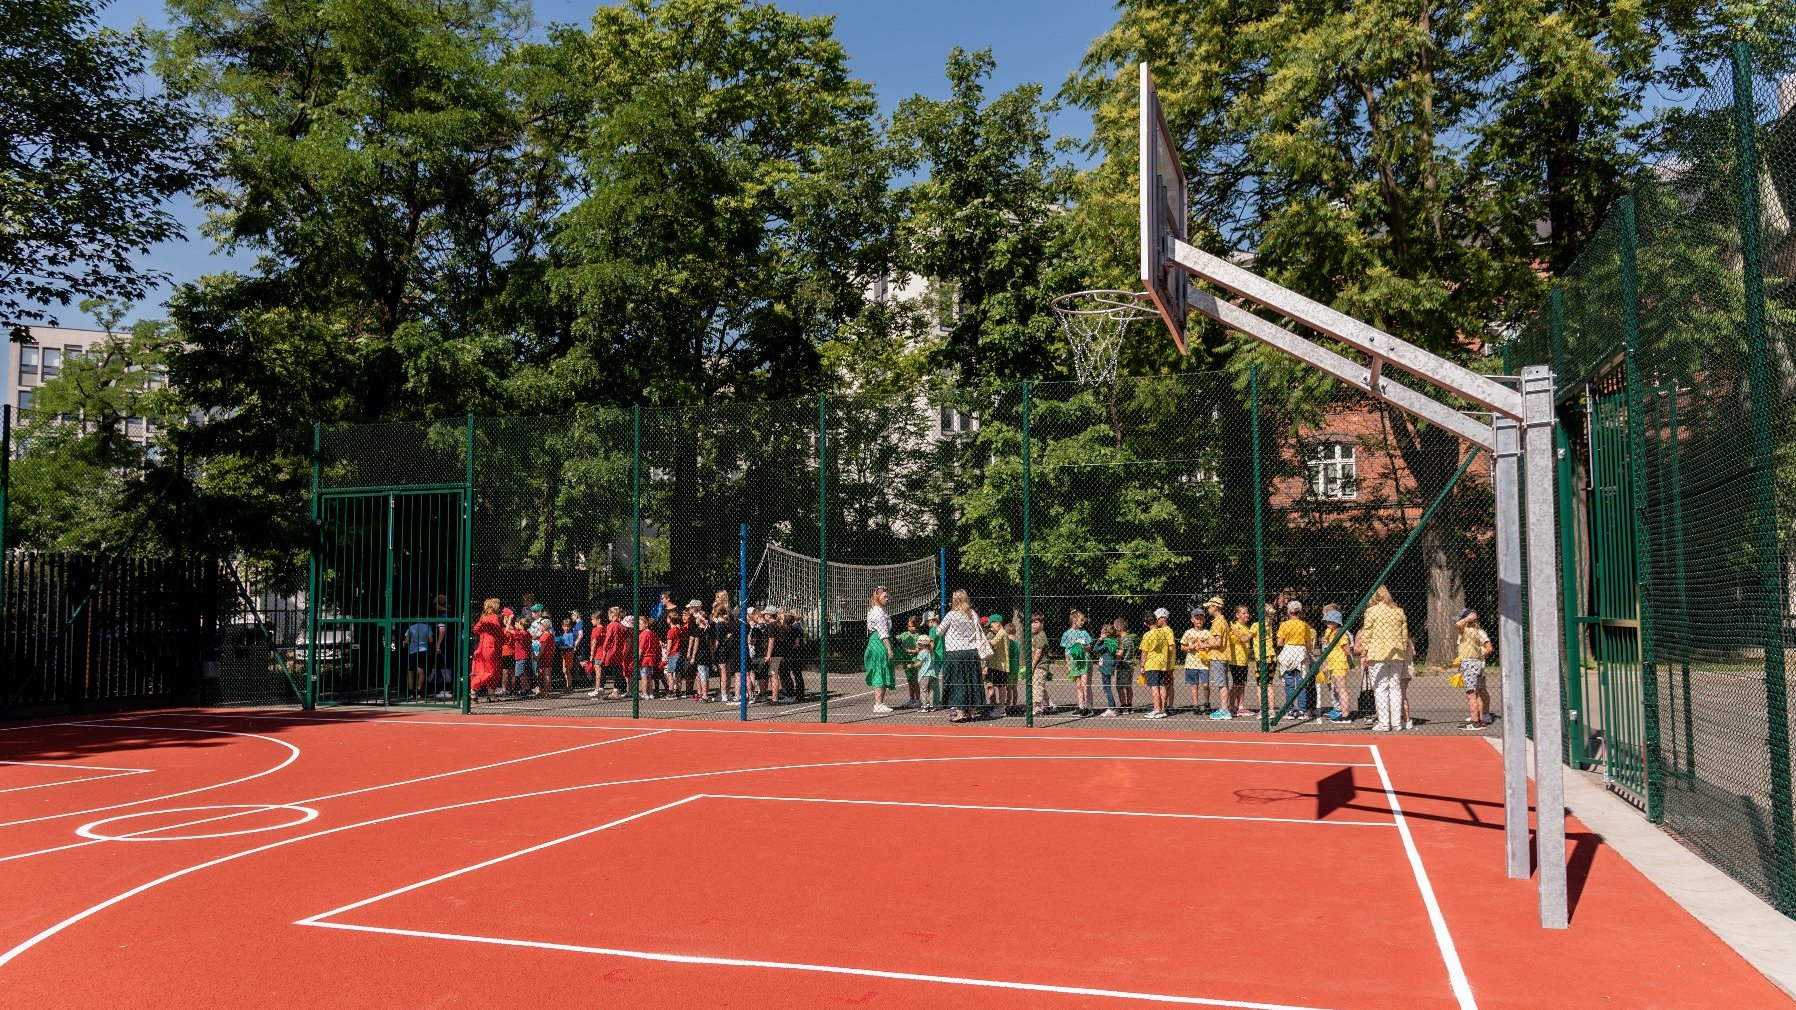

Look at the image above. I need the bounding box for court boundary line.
[0,724,301,830]
[0,761,152,795]
[0,730,669,865]
[297,793,1349,1010]
[1369,745,1477,1010]
[113,709,1379,750]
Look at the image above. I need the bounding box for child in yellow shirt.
[1139,607,1176,719]
[1318,605,1353,722]
[1276,600,1316,720]
[1455,608,1493,730]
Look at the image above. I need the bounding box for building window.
[41,347,61,379]
[17,389,33,412]
[936,405,976,438]
[1307,442,1357,500]
[18,346,38,378]
[126,417,145,439]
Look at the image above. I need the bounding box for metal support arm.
[1189,289,1494,449]
[1173,240,1524,419]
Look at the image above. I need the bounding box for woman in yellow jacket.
[1357,586,1410,732]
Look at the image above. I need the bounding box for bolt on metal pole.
[1523,364,1568,929]
[1495,411,1527,878]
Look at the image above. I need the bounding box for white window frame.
[1306,441,1358,501]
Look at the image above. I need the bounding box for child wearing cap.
[985,614,1011,718]
[1318,605,1354,722]
[915,613,942,711]
[1139,608,1176,718]
[1276,600,1315,720]
[1203,597,1232,720]
[897,616,923,709]
[1180,609,1211,714]
[1061,610,1094,716]
[1029,614,1053,715]
[1455,608,1493,729]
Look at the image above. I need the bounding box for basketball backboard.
[1139,62,1190,354]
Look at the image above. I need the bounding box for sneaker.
[1100,708,1118,717]
[1328,712,1349,723]
[1371,724,1392,732]
[922,705,937,713]
[1146,710,1169,720]
[986,706,1004,719]
[1210,709,1232,720]
[1403,720,1415,731]
[1326,708,1342,720]
[1459,721,1481,731]
[871,704,895,714]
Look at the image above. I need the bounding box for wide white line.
[0,751,1365,969]
[701,793,1397,827]
[1369,745,1478,1010]
[299,920,1338,1010]
[0,725,300,829]
[183,709,1375,749]
[0,731,668,864]
[297,795,707,924]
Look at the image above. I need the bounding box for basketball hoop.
[1050,288,1156,387]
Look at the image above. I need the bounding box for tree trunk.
[1421,522,1463,664]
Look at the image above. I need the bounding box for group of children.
[473,592,815,706]
[964,596,1494,731]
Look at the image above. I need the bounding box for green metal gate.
[1585,380,1649,810]
[307,488,469,708]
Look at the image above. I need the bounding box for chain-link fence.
[1510,41,1796,918]
[309,367,1497,736]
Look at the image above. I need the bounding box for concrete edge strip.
[1487,737,1796,1001]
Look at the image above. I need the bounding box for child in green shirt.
[896,615,922,711]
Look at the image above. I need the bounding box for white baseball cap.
[1153,607,1170,619]
[1287,600,1303,612]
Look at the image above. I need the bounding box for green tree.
[889,47,1080,383]
[1064,0,1780,657]
[549,0,895,580]
[156,0,560,551]
[0,0,200,339]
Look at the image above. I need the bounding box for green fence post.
[1253,366,1269,733]
[1618,194,1664,823]
[818,393,829,724]
[631,403,642,721]
[1733,39,1796,915]
[1663,387,1692,779]
[304,423,322,711]
[1,405,10,616]
[462,415,475,715]
[1022,380,1033,728]
[1550,289,1585,768]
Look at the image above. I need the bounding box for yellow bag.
[1449,671,1464,689]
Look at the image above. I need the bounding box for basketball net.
[1050,289,1156,387]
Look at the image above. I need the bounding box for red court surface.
[0,709,1788,1009]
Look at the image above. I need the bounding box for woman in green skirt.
[865,586,896,713]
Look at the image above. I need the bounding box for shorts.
[1146,669,1170,688]
[407,651,428,672]
[985,668,1012,687]
[1183,665,1207,686]
[666,654,685,676]
[1228,664,1249,686]
[1459,659,1486,693]
[1209,659,1229,684]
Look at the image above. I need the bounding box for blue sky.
[74,0,1121,331]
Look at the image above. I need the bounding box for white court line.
[0,724,300,830]
[701,793,1397,827]
[301,919,1337,1010]
[0,762,152,796]
[0,730,668,865]
[0,751,1375,970]
[1369,745,1477,1010]
[153,709,1377,749]
[297,792,1339,1010]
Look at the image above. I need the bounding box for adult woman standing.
[470,598,504,700]
[864,587,897,713]
[939,590,986,723]
[1357,585,1410,732]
